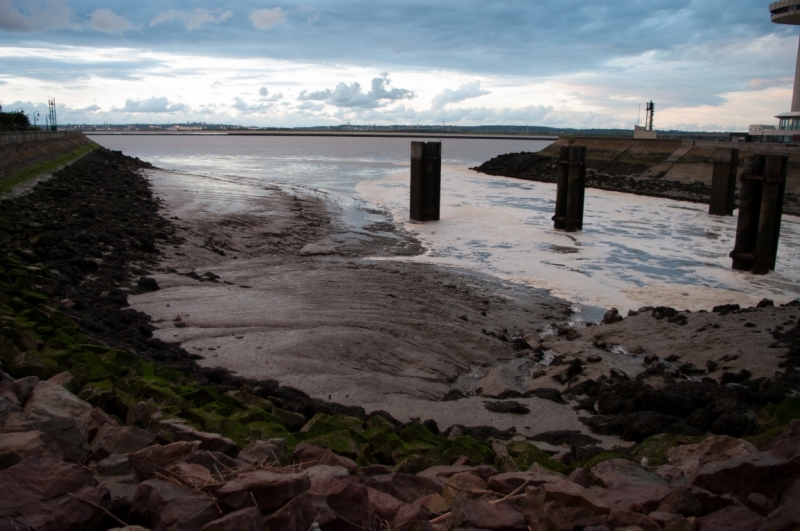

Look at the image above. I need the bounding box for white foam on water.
[357,165,800,313]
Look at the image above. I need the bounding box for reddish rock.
[691,447,800,500]
[417,464,498,482]
[357,464,393,478]
[127,441,200,480]
[172,462,212,488]
[10,376,39,402]
[449,497,527,531]
[665,517,695,531]
[687,486,745,514]
[416,493,450,514]
[442,472,488,504]
[310,478,375,530]
[291,442,357,473]
[393,503,434,531]
[263,492,337,530]
[766,419,800,450]
[47,372,80,394]
[25,417,89,463]
[745,492,774,516]
[97,475,139,515]
[90,425,156,461]
[127,402,155,428]
[187,450,246,471]
[567,467,592,488]
[657,487,702,517]
[541,478,610,516]
[696,505,764,530]
[367,486,404,520]
[200,507,265,531]
[130,479,220,531]
[172,428,237,456]
[238,440,283,464]
[647,511,683,527]
[216,470,310,511]
[605,509,662,531]
[22,381,93,420]
[541,502,602,531]
[487,468,562,495]
[365,472,443,503]
[666,435,756,479]
[97,454,132,476]
[591,459,672,513]
[0,456,109,531]
[78,407,118,441]
[760,478,800,531]
[0,431,62,470]
[654,464,686,484]
[306,464,349,485]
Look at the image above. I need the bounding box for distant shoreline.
[86,131,558,141]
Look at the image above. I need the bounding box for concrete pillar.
[794,34,800,113]
[553,146,569,230]
[553,146,586,232]
[708,147,739,216]
[730,155,787,274]
[410,141,441,222]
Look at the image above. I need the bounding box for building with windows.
[750,1,800,141]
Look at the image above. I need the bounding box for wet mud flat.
[3,147,800,459]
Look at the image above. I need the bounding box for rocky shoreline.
[0,148,799,530]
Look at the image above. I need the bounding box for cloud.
[232,97,274,114]
[296,6,320,23]
[150,9,232,31]
[0,0,76,32]
[298,73,413,108]
[258,87,283,101]
[113,97,188,113]
[80,104,100,112]
[89,9,134,34]
[250,8,284,30]
[431,81,490,110]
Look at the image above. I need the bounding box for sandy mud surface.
[131,168,797,450]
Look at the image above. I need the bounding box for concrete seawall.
[0,131,98,196]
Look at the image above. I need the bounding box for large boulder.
[130,479,220,531]
[392,503,435,531]
[127,441,200,481]
[172,428,237,456]
[540,478,610,516]
[200,507,265,531]
[666,435,756,479]
[696,505,764,530]
[23,381,93,420]
[759,478,800,531]
[366,486,404,521]
[0,456,110,531]
[78,407,118,441]
[291,442,357,473]
[605,510,662,531]
[449,497,527,531]
[216,470,310,512]
[657,487,703,517]
[591,458,672,513]
[365,472,443,503]
[90,425,156,461]
[0,430,62,470]
[238,440,283,464]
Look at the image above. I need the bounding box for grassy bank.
[0,141,99,197]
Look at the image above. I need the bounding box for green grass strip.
[0,141,99,197]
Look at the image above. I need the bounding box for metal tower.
[46,98,57,131]
[770,1,800,134]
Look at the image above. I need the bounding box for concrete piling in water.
[729,154,788,274]
[553,146,586,232]
[410,141,441,222]
[709,147,739,216]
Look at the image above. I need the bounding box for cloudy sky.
[0,0,796,130]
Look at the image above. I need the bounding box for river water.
[90,134,800,315]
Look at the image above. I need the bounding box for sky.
[0,0,797,130]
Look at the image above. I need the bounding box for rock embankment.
[1,369,799,530]
[471,151,800,216]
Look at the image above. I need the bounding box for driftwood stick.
[67,492,127,527]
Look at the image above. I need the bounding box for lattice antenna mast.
[48,98,57,131]
[645,101,655,132]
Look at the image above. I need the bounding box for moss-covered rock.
[506,440,567,473]
[442,436,495,465]
[305,429,364,460]
[632,433,705,466]
[394,454,440,474]
[300,413,364,438]
[392,441,442,464]
[581,452,632,469]
[748,397,800,449]
[362,425,404,465]
[272,407,306,432]
[7,349,60,378]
